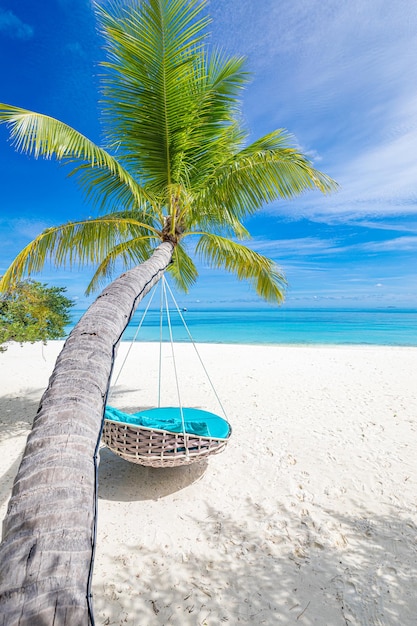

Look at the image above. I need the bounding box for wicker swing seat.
[102,406,231,468]
[102,277,231,468]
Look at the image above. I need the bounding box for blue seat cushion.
[105,405,230,439]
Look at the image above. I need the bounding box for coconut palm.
[0,0,336,623]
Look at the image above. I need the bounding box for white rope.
[158,275,164,408]
[162,276,189,456]
[108,283,158,398]
[164,279,228,421]
[108,274,228,437]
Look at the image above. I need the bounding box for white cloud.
[65,42,86,57]
[360,236,417,253]
[0,218,50,240]
[249,232,417,262]
[0,8,34,40]
[211,1,417,225]
[250,236,340,258]
[352,220,417,234]
[264,98,417,223]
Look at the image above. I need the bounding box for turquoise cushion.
[105,405,230,439]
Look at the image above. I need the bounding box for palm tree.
[0,1,336,623]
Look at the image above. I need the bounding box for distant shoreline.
[66,307,417,347]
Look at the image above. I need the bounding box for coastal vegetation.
[0,0,336,623]
[0,280,73,351]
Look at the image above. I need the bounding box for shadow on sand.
[98,400,211,501]
[0,393,42,510]
[98,446,208,502]
[93,498,417,625]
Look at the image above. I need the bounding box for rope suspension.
[163,279,228,421]
[161,277,189,457]
[110,275,228,422]
[109,284,158,395]
[103,275,231,467]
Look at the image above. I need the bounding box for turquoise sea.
[69,307,417,346]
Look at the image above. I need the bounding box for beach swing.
[102,276,231,468]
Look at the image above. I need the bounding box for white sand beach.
[1,340,417,625]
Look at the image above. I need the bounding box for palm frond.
[1,1,338,309]
[170,52,249,187]
[183,218,250,242]
[193,129,338,223]
[85,235,155,295]
[0,216,159,291]
[68,163,163,218]
[238,130,338,194]
[96,0,211,190]
[196,233,287,303]
[167,243,198,292]
[0,104,155,209]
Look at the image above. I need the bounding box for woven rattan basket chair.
[102,415,230,468]
[102,277,231,468]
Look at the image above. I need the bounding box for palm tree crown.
[0,0,337,302]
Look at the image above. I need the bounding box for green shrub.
[0,280,74,351]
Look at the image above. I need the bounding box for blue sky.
[1,0,417,309]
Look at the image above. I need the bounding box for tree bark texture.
[0,242,174,626]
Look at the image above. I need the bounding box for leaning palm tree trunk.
[0,242,174,626]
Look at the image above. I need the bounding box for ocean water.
[68,307,417,346]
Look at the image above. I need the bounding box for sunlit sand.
[1,341,416,624]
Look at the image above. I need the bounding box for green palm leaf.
[167,243,198,292]
[0,104,155,210]
[196,233,287,303]
[194,129,338,223]
[97,0,211,190]
[0,216,159,290]
[84,235,156,295]
[1,0,337,305]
